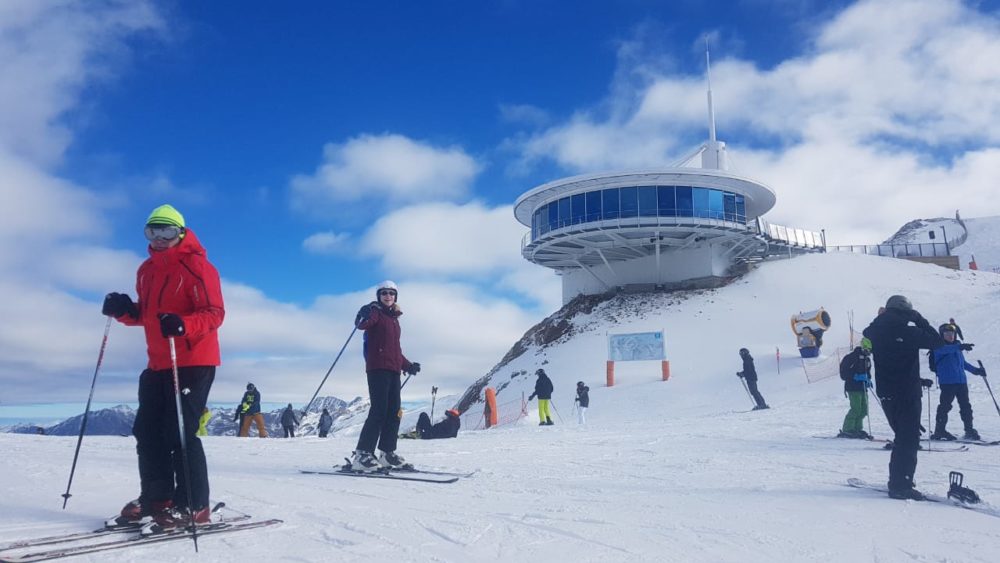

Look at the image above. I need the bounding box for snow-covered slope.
[1,252,999,562]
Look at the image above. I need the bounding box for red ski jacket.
[116,229,225,370]
[358,304,412,373]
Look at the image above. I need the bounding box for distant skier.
[575,381,590,424]
[318,408,333,438]
[930,323,984,441]
[837,340,872,439]
[350,281,421,472]
[948,317,964,341]
[281,403,299,438]
[415,409,462,439]
[528,369,555,425]
[101,204,224,529]
[237,383,267,438]
[736,348,769,410]
[863,295,943,500]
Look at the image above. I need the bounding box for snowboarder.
[237,383,267,438]
[280,403,299,438]
[101,204,224,529]
[528,369,555,425]
[930,323,984,441]
[415,409,462,439]
[318,408,333,438]
[863,295,943,500]
[351,281,421,472]
[575,381,590,424]
[838,340,872,439]
[737,348,769,410]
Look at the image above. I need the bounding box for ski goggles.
[378,290,397,297]
[144,224,183,241]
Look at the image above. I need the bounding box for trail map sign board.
[608,331,665,362]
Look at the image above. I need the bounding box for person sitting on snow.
[415,409,462,439]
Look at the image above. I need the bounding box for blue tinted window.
[676,187,693,217]
[602,188,619,220]
[547,201,558,231]
[708,190,724,219]
[620,186,638,218]
[585,191,601,222]
[735,195,746,222]
[571,193,586,224]
[638,186,657,217]
[658,186,675,216]
[723,194,736,222]
[558,197,571,229]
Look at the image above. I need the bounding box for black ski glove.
[960,343,975,351]
[736,371,744,378]
[102,292,137,319]
[404,362,421,376]
[920,378,934,388]
[158,313,185,337]
[355,302,378,327]
[528,393,536,401]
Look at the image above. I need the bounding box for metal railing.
[825,243,950,257]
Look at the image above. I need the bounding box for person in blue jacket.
[930,323,984,441]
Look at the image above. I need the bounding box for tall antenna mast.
[706,40,717,143]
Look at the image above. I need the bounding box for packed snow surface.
[2,252,1000,562]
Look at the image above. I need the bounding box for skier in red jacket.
[350,281,420,472]
[102,204,224,529]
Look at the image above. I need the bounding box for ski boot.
[963,429,981,441]
[930,429,957,441]
[888,487,926,501]
[378,450,413,470]
[142,506,212,536]
[350,450,381,472]
[948,471,981,504]
[108,498,172,527]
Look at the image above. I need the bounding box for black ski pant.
[936,383,974,434]
[133,366,214,511]
[318,429,329,438]
[880,394,922,491]
[283,425,295,438]
[356,370,402,454]
[417,412,434,440]
[746,378,767,408]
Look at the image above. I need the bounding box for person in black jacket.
[280,403,299,438]
[237,383,267,438]
[737,348,769,410]
[415,409,461,439]
[528,369,555,425]
[863,295,943,500]
[318,408,333,438]
[575,381,590,424]
[838,341,873,439]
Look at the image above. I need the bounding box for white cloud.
[290,133,481,211]
[509,0,1000,243]
[499,103,551,127]
[302,231,351,255]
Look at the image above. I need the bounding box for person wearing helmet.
[414,408,462,440]
[528,369,555,425]
[575,381,590,424]
[837,338,873,439]
[862,295,944,500]
[236,383,267,437]
[736,348,769,410]
[930,323,984,441]
[350,281,420,471]
[101,204,225,530]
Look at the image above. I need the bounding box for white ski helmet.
[376,280,398,299]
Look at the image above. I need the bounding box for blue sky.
[3,0,1000,416]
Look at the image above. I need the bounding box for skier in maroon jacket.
[350,281,420,472]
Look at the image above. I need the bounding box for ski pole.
[925,385,932,453]
[738,376,755,407]
[168,337,199,552]
[302,326,357,417]
[550,400,564,423]
[430,386,438,420]
[61,316,113,509]
[862,381,873,439]
[400,373,412,390]
[977,361,1000,418]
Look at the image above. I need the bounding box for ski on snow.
[299,467,459,484]
[0,515,280,563]
[846,478,1000,519]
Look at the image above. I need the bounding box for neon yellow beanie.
[861,337,872,352]
[146,204,185,227]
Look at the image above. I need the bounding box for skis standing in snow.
[837,340,872,439]
[575,381,590,424]
[930,322,984,441]
[528,369,555,425]
[101,204,225,529]
[737,348,769,410]
[863,295,943,500]
[350,281,421,472]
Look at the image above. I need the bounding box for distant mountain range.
[1,396,359,438]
